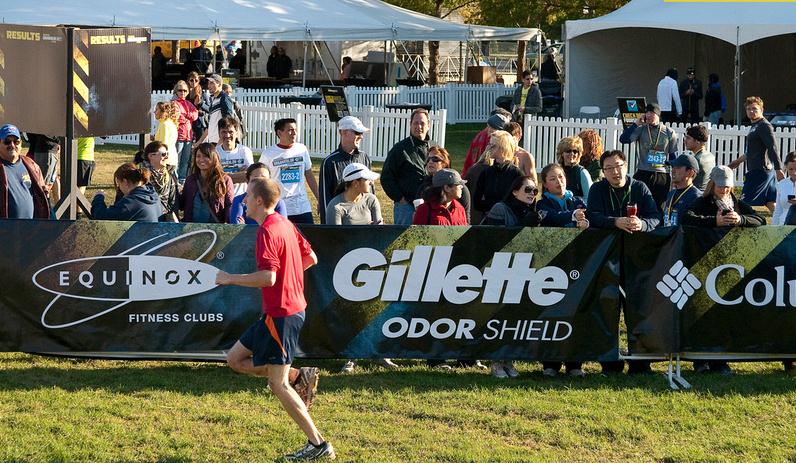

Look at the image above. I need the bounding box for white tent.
[564,0,796,121]
[4,0,536,42]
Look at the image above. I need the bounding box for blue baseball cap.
[0,124,21,140]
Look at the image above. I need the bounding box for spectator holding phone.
[681,166,765,228]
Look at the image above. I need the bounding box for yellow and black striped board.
[72,28,151,137]
[0,24,68,135]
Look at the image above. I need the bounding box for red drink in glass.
[626,203,638,217]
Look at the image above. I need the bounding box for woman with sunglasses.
[557,136,593,202]
[179,143,234,223]
[186,72,210,144]
[417,146,471,223]
[473,131,524,221]
[172,80,198,182]
[92,163,162,222]
[138,141,180,222]
[482,176,543,228]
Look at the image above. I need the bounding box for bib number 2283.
[280,166,301,184]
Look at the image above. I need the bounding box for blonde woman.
[556,135,593,202]
[473,130,523,219]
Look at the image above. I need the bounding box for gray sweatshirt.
[745,118,782,172]
[619,123,679,173]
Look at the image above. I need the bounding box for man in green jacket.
[381,108,434,224]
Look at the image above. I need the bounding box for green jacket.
[381,135,431,202]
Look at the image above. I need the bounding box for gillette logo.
[332,246,571,305]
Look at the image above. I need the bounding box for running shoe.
[503,362,520,378]
[284,441,336,460]
[340,360,356,373]
[491,362,508,379]
[377,358,399,369]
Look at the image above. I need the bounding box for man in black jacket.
[381,108,433,224]
[587,150,660,375]
[318,116,372,223]
[586,150,660,233]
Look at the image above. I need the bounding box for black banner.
[0,221,621,361]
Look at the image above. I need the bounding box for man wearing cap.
[661,154,701,227]
[682,165,765,228]
[381,108,434,225]
[657,68,682,123]
[684,125,714,190]
[0,124,49,219]
[198,74,235,144]
[679,67,703,124]
[461,109,511,176]
[318,116,373,224]
[619,102,679,209]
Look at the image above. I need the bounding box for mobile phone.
[721,209,731,216]
[788,195,795,201]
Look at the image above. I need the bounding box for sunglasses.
[426,156,443,163]
[565,149,580,154]
[149,150,168,157]
[523,186,539,195]
[2,138,21,146]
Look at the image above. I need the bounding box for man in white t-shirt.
[260,118,319,223]
[216,116,254,197]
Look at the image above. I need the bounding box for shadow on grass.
[0,356,793,397]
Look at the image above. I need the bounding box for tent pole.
[302,40,308,88]
[734,26,741,126]
[311,40,335,85]
[459,41,464,83]
[383,40,388,86]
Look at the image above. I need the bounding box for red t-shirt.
[255,212,314,317]
[462,128,491,176]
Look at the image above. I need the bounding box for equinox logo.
[332,246,570,305]
[32,230,220,329]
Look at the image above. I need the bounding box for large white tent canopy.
[3,0,537,42]
[564,0,796,120]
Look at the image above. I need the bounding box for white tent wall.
[566,29,735,119]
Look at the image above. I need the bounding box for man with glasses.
[318,116,372,224]
[679,67,703,124]
[511,70,542,123]
[619,102,679,210]
[0,124,50,219]
[586,149,659,375]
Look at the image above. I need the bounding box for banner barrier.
[2,220,795,359]
[0,221,621,361]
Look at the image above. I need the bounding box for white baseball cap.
[338,116,369,133]
[342,162,379,181]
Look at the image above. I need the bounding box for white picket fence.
[523,116,796,185]
[105,104,447,161]
[105,83,512,146]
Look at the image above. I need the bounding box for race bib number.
[280,166,301,184]
[646,150,666,167]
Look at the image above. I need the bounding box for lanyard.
[666,185,695,217]
[645,124,663,151]
[609,185,631,214]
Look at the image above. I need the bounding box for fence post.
[362,105,376,157]
[446,83,458,125]
[396,85,407,104]
[291,102,304,142]
[437,109,448,148]
[605,117,620,151]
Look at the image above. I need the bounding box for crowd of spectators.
[2,81,793,378]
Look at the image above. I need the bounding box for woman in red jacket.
[412,169,467,226]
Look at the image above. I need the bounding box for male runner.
[216,177,334,461]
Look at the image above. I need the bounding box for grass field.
[5,126,791,462]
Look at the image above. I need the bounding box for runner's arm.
[215,269,276,288]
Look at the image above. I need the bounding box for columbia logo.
[656,260,702,310]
